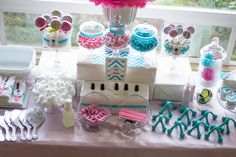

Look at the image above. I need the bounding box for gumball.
[201,67,215,81]
[61,21,71,32]
[183,31,191,39]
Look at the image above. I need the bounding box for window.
[156,0,236,11]
[0,0,236,65]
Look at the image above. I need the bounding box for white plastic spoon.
[10,110,26,140]
[19,110,32,140]
[4,111,17,141]
[0,116,11,141]
[0,127,5,142]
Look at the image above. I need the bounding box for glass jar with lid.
[198,37,226,87]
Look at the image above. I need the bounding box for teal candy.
[135,27,154,37]
[164,43,172,53]
[220,117,236,135]
[152,114,170,132]
[167,120,188,139]
[192,110,217,126]
[178,108,197,125]
[188,120,209,139]
[131,27,158,52]
[180,45,190,54]
[201,52,214,67]
[205,125,224,143]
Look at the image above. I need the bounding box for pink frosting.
[90,0,154,8]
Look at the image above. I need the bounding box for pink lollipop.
[164,26,172,34]
[168,24,175,29]
[187,26,195,34]
[61,21,71,32]
[176,27,183,35]
[183,31,191,39]
[169,29,178,38]
[201,67,215,81]
[35,16,47,28]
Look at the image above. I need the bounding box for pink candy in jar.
[104,32,130,50]
[77,35,103,49]
[77,21,105,50]
[201,67,215,81]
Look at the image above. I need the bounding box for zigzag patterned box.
[77,46,157,99]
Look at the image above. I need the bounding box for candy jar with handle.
[76,92,111,131]
[77,21,105,53]
[198,37,226,87]
[130,22,158,54]
[104,14,130,57]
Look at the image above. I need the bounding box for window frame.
[0,0,236,65]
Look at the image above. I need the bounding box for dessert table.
[1,91,236,157]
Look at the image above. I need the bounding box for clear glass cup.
[42,28,71,65]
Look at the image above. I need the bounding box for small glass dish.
[118,94,150,136]
[75,92,111,131]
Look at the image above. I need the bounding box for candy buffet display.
[0,109,45,141]
[198,37,226,87]
[77,21,105,50]
[35,10,73,64]
[130,22,158,53]
[163,24,195,70]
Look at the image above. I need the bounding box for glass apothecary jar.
[198,37,226,87]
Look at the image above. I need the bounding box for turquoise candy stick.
[205,125,224,143]
[178,108,197,125]
[192,110,217,126]
[152,114,170,132]
[188,120,209,139]
[219,117,236,135]
[158,101,177,119]
[167,120,188,139]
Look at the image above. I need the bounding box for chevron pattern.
[107,58,126,81]
[92,51,145,67]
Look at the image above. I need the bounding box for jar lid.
[79,21,104,38]
[133,23,157,38]
[200,37,226,60]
